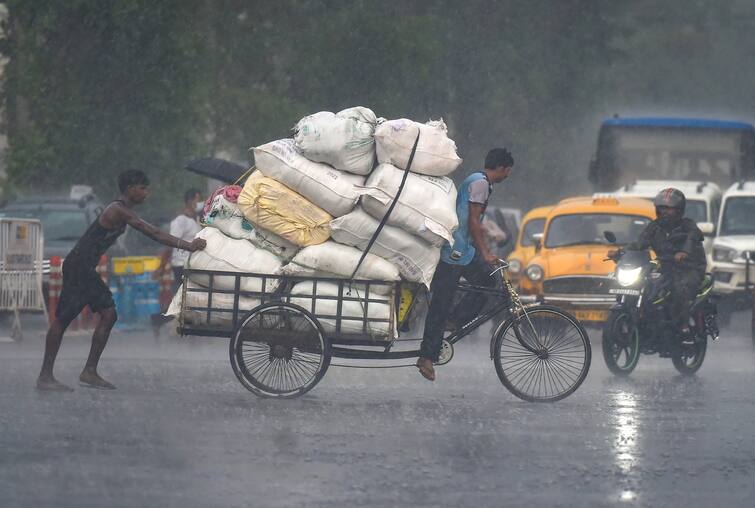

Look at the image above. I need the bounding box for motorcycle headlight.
[525,264,544,282]
[713,247,738,262]
[508,259,522,274]
[616,266,642,287]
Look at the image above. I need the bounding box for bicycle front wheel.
[492,305,591,402]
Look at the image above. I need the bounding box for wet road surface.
[1,315,754,507]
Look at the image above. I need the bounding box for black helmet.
[653,187,686,214]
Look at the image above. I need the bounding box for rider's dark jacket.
[626,218,706,273]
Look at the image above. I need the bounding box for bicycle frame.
[178,265,543,362]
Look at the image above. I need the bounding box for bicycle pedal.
[435,340,454,366]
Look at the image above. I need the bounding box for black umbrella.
[184,157,248,184]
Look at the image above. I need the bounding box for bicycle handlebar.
[489,259,509,277]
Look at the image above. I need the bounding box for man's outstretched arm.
[108,206,206,251]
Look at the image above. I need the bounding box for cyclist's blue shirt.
[441,171,491,266]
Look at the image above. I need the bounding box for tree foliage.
[3,1,755,211]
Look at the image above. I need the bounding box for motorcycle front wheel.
[602,310,640,376]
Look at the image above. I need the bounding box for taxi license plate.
[609,288,641,296]
[574,310,609,322]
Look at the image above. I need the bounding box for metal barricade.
[0,218,46,341]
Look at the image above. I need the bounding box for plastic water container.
[133,273,161,319]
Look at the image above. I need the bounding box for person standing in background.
[156,188,204,291]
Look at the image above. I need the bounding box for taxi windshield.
[545,214,650,248]
[520,218,545,247]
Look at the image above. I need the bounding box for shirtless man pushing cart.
[36,170,206,392]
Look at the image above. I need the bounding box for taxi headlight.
[508,259,522,274]
[713,247,737,262]
[525,264,544,282]
[616,266,642,287]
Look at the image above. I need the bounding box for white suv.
[711,181,755,296]
[615,180,722,265]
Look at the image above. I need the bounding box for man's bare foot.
[416,357,436,381]
[36,376,74,392]
[79,370,116,390]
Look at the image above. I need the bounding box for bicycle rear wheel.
[492,305,591,402]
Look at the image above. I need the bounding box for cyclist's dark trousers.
[668,268,704,331]
[420,256,497,361]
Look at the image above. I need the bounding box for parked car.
[0,190,104,274]
[710,181,755,300]
[506,205,553,291]
[524,195,655,323]
[615,179,721,266]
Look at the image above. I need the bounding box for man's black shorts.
[57,261,115,324]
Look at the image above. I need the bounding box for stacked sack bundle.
[171,108,464,334]
[168,185,297,325]
[243,107,396,334]
[331,118,462,288]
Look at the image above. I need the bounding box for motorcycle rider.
[610,188,706,340]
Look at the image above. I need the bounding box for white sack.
[204,194,298,260]
[282,241,399,293]
[288,281,393,337]
[330,208,441,288]
[374,118,462,176]
[294,107,378,175]
[253,139,365,217]
[359,163,458,247]
[187,228,283,292]
[166,281,260,326]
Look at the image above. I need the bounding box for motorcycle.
[601,231,719,376]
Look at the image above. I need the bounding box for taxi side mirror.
[532,233,544,252]
[698,222,715,235]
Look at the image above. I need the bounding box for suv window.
[720,197,755,236]
[684,199,707,224]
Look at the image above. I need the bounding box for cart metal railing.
[178,268,406,345]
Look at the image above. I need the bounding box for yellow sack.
[238,172,332,247]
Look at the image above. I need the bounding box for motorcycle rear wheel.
[602,311,640,376]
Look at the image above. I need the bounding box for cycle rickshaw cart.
[178,134,591,402]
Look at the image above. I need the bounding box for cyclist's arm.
[469,203,497,264]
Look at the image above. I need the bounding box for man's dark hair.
[117,170,150,193]
[484,148,514,170]
[184,188,202,203]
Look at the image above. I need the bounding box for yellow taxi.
[523,195,656,323]
[506,205,553,291]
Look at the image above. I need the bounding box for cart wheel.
[230,302,331,398]
[436,340,454,366]
[492,305,591,402]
